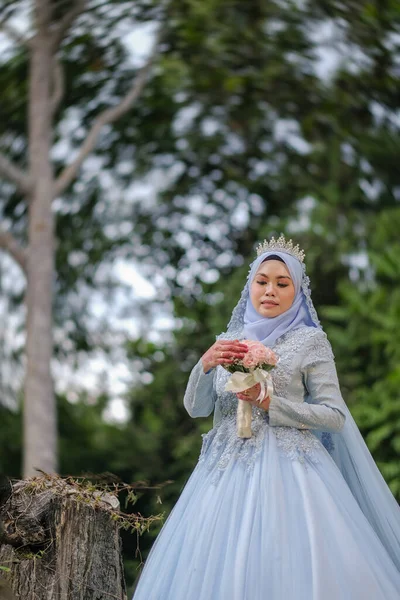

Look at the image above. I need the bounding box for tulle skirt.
[132,423,400,599]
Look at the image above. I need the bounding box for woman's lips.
[262,301,278,306]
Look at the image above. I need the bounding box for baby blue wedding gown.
[133,327,400,599]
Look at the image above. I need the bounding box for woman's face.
[250,259,296,318]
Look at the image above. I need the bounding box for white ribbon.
[224,368,274,438]
[224,368,273,397]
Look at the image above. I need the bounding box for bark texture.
[0,481,127,600]
[24,32,57,477]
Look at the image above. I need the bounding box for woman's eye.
[255,281,289,288]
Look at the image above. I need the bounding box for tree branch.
[0,153,32,195]
[0,228,27,273]
[51,0,86,49]
[34,0,54,32]
[55,35,160,197]
[51,56,65,116]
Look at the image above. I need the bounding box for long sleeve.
[269,331,346,433]
[183,359,216,418]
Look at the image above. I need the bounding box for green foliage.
[321,212,400,498]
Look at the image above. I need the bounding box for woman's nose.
[264,283,276,295]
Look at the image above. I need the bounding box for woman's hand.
[201,340,248,373]
[237,384,271,412]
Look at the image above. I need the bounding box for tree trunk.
[24,33,57,476]
[0,480,127,600]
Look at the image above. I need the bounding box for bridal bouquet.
[223,341,278,438]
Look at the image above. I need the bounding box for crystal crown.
[256,235,305,263]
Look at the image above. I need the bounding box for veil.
[219,253,400,570]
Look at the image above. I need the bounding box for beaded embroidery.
[269,327,318,397]
[198,412,269,483]
[196,327,332,479]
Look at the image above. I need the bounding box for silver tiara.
[256,235,305,263]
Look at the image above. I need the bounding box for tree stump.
[0,478,127,600]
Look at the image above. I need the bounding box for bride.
[132,236,400,599]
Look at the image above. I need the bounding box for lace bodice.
[183,326,346,477]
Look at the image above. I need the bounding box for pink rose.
[262,347,278,366]
[242,353,259,369]
[241,340,278,368]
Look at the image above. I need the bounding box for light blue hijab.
[243,250,319,347]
